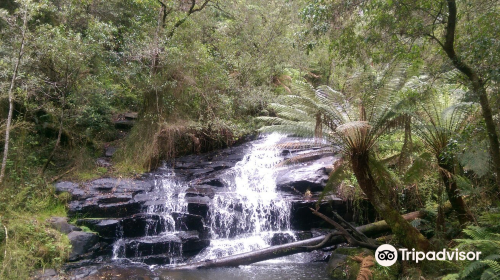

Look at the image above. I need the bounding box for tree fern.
[258,65,433,251]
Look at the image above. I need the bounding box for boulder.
[47,217,81,234]
[68,231,99,261]
[104,146,117,157]
[270,232,295,245]
[275,156,336,193]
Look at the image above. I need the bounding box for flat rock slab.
[124,231,209,259]
[68,200,142,218]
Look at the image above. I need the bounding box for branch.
[167,0,211,38]
[331,211,375,246]
[301,232,340,250]
[310,208,378,250]
[425,33,445,49]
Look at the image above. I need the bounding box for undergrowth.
[0,180,71,280]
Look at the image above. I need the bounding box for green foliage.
[0,180,71,279]
[445,225,500,280]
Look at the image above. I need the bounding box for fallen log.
[170,211,423,270]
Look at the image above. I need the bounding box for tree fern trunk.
[351,152,430,251]
[438,161,474,227]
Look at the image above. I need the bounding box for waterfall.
[106,133,318,265]
[192,133,294,261]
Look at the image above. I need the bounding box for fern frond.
[461,260,488,278]
[482,260,500,274]
[480,269,500,280]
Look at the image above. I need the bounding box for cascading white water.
[145,168,188,234]
[112,168,189,260]
[112,133,308,263]
[193,133,295,261]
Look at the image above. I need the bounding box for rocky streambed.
[46,134,375,279]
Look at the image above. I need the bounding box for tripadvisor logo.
[375,244,482,267]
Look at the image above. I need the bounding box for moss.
[372,262,400,279]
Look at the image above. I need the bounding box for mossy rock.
[328,247,400,280]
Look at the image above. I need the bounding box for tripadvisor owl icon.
[375,244,398,267]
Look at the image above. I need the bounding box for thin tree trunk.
[170,211,423,270]
[438,161,474,227]
[0,7,28,186]
[40,94,65,175]
[351,152,430,251]
[398,115,412,172]
[441,0,500,196]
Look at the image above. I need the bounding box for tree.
[259,67,431,251]
[0,0,29,186]
[317,0,500,197]
[410,78,475,227]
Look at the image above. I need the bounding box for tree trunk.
[398,115,412,172]
[170,211,423,270]
[442,0,500,196]
[0,7,28,187]
[438,161,474,227]
[40,93,65,175]
[351,152,430,251]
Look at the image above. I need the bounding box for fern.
[446,226,500,279]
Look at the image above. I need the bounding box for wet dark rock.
[270,232,295,245]
[84,178,153,194]
[276,156,336,194]
[290,200,338,230]
[171,212,204,232]
[47,216,81,234]
[185,185,215,199]
[187,202,210,218]
[68,200,142,218]
[176,231,210,254]
[196,178,225,187]
[121,214,171,238]
[125,235,181,258]
[97,193,133,204]
[68,231,99,261]
[76,219,120,238]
